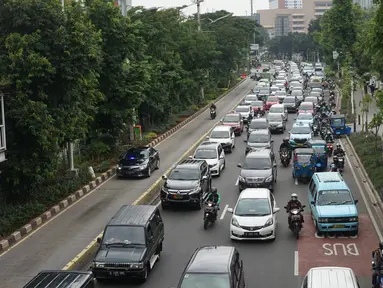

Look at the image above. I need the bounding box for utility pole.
[192,0,203,31]
[61,0,64,10]
[250,0,253,16]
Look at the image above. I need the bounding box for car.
[247,118,269,136]
[245,129,273,154]
[250,101,266,115]
[290,90,304,103]
[283,96,298,113]
[258,88,270,101]
[265,96,279,110]
[309,91,322,99]
[228,188,280,241]
[92,205,164,282]
[117,146,160,178]
[275,83,285,91]
[220,113,244,136]
[289,121,313,148]
[298,101,314,114]
[270,86,279,96]
[269,103,288,122]
[304,96,318,105]
[295,113,314,126]
[177,246,245,288]
[244,94,259,104]
[289,81,303,90]
[311,87,323,95]
[303,267,360,288]
[267,112,285,133]
[276,76,285,82]
[190,142,225,177]
[24,271,94,288]
[252,85,263,94]
[161,159,211,209]
[309,76,323,89]
[237,149,277,192]
[208,125,235,153]
[235,105,253,123]
[275,90,287,102]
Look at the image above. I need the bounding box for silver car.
[267,113,285,133]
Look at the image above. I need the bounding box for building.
[238,14,261,24]
[353,0,373,9]
[312,1,332,17]
[269,0,302,9]
[275,14,290,36]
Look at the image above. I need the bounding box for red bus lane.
[298,214,377,276]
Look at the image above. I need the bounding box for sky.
[132,0,269,16]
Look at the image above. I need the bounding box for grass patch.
[349,132,383,198]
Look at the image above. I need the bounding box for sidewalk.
[353,88,383,135]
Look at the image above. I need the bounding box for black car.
[92,205,164,283]
[237,149,277,192]
[160,159,211,209]
[283,96,298,113]
[177,246,245,288]
[244,129,273,154]
[24,271,94,288]
[117,146,160,178]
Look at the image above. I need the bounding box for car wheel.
[140,265,150,283]
[217,167,221,177]
[147,166,151,177]
[228,146,232,153]
[161,201,169,210]
[222,160,226,170]
[156,159,160,170]
[314,220,322,236]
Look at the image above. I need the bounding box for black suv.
[177,246,245,288]
[117,146,160,178]
[237,149,277,192]
[161,159,212,209]
[92,205,164,283]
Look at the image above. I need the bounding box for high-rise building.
[275,14,291,36]
[353,0,373,9]
[269,0,302,9]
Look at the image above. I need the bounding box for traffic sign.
[333,51,339,60]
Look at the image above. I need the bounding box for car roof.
[251,118,267,123]
[246,149,271,158]
[176,159,204,169]
[224,113,240,117]
[239,188,270,199]
[293,121,310,127]
[249,129,269,135]
[236,105,250,109]
[300,102,313,106]
[108,205,157,226]
[246,94,258,97]
[309,139,326,145]
[308,267,357,288]
[312,172,349,190]
[197,142,220,150]
[295,148,314,154]
[186,246,235,273]
[127,146,150,152]
[270,104,283,107]
[212,125,232,131]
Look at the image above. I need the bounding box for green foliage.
[339,65,354,123]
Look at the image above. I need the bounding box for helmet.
[333,155,338,161]
[283,137,289,144]
[291,193,298,201]
[211,187,218,194]
[336,144,341,149]
[379,242,383,250]
[330,163,336,169]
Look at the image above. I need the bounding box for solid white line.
[220,204,229,220]
[235,177,239,186]
[294,251,299,276]
[295,178,298,186]
[340,140,383,241]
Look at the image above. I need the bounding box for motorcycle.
[325,132,334,144]
[203,201,217,229]
[327,143,333,157]
[284,205,306,239]
[280,149,291,167]
[312,124,319,136]
[338,155,345,171]
[210,109,216,120]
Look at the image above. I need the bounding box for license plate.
[336,131,341,134]
[109,271,125,276]
[245,232,259,236]
[173,195,183,199]
[332,225,344,228]
[297,143,304,146]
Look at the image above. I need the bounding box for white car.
[190,141,225,177]
[228,188,280,241]
[208,125,235,153]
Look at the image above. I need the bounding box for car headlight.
[117,166,122,170]
[131,262,144,269]
[138,164,147,170]
[264,217,273,227]
[238,175,245,182]
[278,124,283,127]
[318,218,329,223]
[232,217,240,227]
[265,175,273,182]
[189,187,201,194]
[93,262,105,268]
[349,217,358,222]
[226,142,232,145]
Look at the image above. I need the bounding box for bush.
[349,132,383,198]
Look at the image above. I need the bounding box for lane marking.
[294,178,298,186]
[339,140,383,241]
[235,177,239,186]
[220,204,229,220]
[294,251,299,276]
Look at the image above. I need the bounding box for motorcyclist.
[279,138,292,158]
[325,130,334,143]
[372,242,383,288]
[205,187,220,217]
[333,144,344,157]
[330,163,337,172]
[210,103,216,112]
[286,193,304,228]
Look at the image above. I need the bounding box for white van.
[302,267,359,288]
[207,125,235,153]
[269,104,288,122]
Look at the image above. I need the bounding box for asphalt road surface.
[81,90,376,288]
[0,80,255,288]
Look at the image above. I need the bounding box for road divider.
[0,78,247,253]
[62,85,252,271]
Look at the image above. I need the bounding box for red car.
[220,113,244,136]
[298,102,314,114]
[250,101,266,115]
[265,96,279,110]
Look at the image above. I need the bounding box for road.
[354,88,382,135]
[79,92,376,288]
[0,80,255,288]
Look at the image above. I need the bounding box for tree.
[368,112,383,148]
[0,0,102,200]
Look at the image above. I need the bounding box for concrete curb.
[0,78,247,253]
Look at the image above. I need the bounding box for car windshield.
[269,107,283,113]
[248,133,269,143]
[246,96,258,102]
[291,126,311,134]
[306,98,317,103]
[332,118,344,125]
[210,130,229,139]
[268,114,282,121]
[259,89,269,94]
[235,107,249,113]
[297,114,313,120]
[168,168,200,180]
[180,273,230,288]
[249,121,267,129]
[235,198,271,216]
[243,157,271,169]
[251,101,263,107]
[268,97,278,102]
[317,190,354,206]
[103,226,146,246]
[194,149,217,159]
[312,146,326,154]
[284,98,295,103]
[276,91,286,95]
[124,149,149,160]
[300,104,312,110]
[222,115,239,123]
[296,154,312,163]
[291,91,303,96]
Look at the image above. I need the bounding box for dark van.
[92,205,164,283]
[177,246,245,288]
[23,271,94,288]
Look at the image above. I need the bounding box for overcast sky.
[132,0,269,16]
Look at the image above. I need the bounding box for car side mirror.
[243,139,247,142]
[219,155,224,159]
[273,207,280,213]
[311,201,315,205]
[202,175,208,180]
[227,208,233,213]
[237,163,242,168]
[188,155,193,159]
[162,175,167,180]
[97,237,101,244]
[354,199,358,204]
[205,136,210,140]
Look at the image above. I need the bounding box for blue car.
[308,172,359,235]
